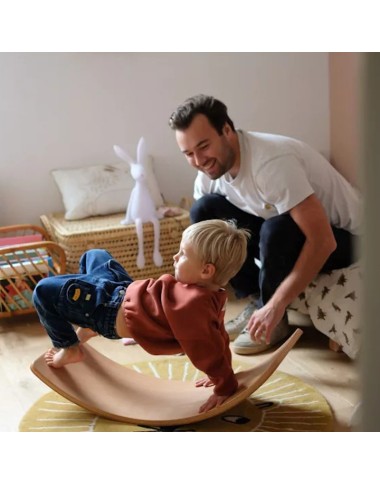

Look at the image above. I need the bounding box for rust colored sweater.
[122,274,238,396]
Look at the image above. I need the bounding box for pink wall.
[329,53,362,187]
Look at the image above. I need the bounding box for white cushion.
[51,159,164,220]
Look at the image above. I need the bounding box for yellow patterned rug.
[20,356,334,432]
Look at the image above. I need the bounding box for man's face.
[175,114,236,180]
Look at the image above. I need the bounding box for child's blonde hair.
[182,219,250,286]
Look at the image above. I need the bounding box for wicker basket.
[0,224,66,318]
[40,210,191,279]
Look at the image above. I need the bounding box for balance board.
[31,328,303,426]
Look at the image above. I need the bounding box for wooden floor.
[0,294,360,432]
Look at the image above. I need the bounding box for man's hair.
[182,219,250,287]
[168,94,236,134]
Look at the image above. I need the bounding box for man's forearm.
[269,238,336,311]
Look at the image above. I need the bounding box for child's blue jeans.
[33,249,133,348]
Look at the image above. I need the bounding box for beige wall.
[361,53,380,430]
[0,53,329,226]
[329,53,362,187]
[0,54,363,227]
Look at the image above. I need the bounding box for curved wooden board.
[30,328,303,426]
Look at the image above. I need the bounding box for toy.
[113,137,163,269]
[31,329,303,426]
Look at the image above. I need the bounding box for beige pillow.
[51,160,164,220]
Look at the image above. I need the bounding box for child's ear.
[201,263,216,280]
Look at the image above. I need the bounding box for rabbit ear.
[136,137,148,165]
[113,145,135,165]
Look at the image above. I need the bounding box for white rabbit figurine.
[113,137,163,269]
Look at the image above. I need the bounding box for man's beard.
[204,144,236,180]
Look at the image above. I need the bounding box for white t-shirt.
[194,130,361,235]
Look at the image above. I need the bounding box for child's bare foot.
[44,345,84,368]
[76,327,98,343]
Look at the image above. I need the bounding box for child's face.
[173,237,206,285]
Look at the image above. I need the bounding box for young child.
[33,219,250,413]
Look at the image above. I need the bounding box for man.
[168,94,361,355]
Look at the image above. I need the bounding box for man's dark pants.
[190,194,358,308]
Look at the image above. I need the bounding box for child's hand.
[198,392,231,413]
[195,376,215,388]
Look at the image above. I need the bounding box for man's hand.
[198,392,230,413]
[247,302,286,344]
[248,195,337,346]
